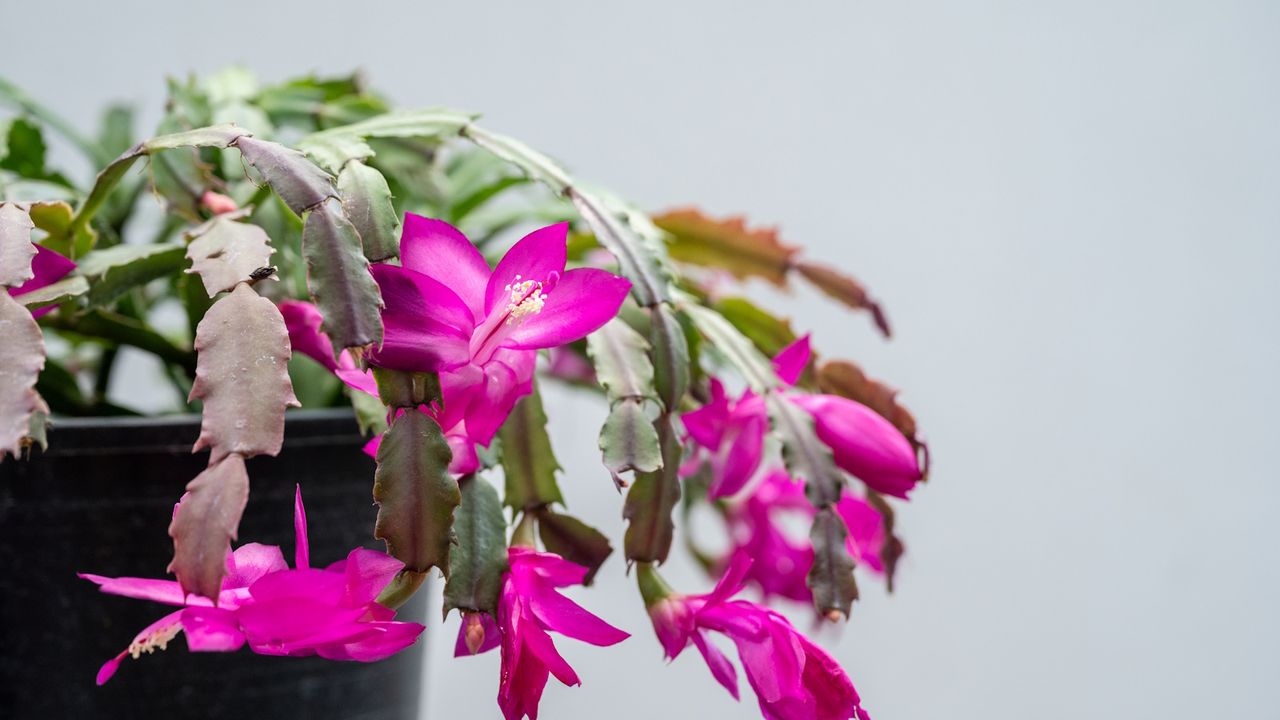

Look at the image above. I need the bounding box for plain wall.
[3,1,1277,718]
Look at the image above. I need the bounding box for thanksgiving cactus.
[0,69,929,720]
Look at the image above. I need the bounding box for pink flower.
[280,300,482,474]
[682,336,921,499]
[454,547,629,720]
[646,556,871,720]
[8,244,74,318]
[368,215,631,445]
[723,470,889,604]
[80,486,424,684]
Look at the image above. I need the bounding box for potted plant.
[0,69,928,720]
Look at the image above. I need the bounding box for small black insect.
[249,266,278,281]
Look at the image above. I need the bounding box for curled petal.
[692,631,740,700]
[772,335,811,386]
[525,581,630,647]
[368,264,473,372]
[342,547,405,606]
[399,214,491,321]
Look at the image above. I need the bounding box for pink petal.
[237,596,366,647]
[336,367,378,396]
[462,356,533,445]
[363,435,381,458]
[706,554,754,607]
[447,433,480,474]
[368,263,474,372]
[79,573,188,607]
[11,245,75,308]
[511,548,589,587]
[294,485,310,570]
[682,396,728,450]
[791,395,921,499]
[248,567,347,604]
[499,638,551,720]
[693,630,740,700]
[834,494,887,573]
[503,268,632,350]
[772,335,811,387]
[225,543,289,589]
[525,581,629,647]
[399,214,491,321]
[280,300,340,372]
[795,633,863,720]
[485,222,568,316]
[342,547,404,606]
[520,620,581,686]
[316,621,425,661]
[180,607,246,651]
[709,411,767,499]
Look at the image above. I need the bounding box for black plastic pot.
[0,410,425,720]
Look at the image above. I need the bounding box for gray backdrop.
[4,1,1277,718]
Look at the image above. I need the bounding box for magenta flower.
[8,244,74,318]
[368,215,631,444]
[723,469,888,604]
[454,547,629,720]
[682,336,921,499]
[80,486,424,684]
[646,556,871,720]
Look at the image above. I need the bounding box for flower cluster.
[81,487,424,684]
[80,214,923,720]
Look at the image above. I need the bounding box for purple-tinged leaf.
[337,160,400,262]
[168,454,250,601]
[443,474,508,618]
[184,215,275,298]
[189,283,300,463]
[537,509,613,585]
[373,408,458,575]
[793,260,891,337]
[0,293,46,459]
[497,384,563,512]
[234,136,334,215]
[69,124,248,256]
[599,400,661,477]
[622,414,681,564]
[301,197,384,351]
[808,507,859,620]
[0,203,36,288]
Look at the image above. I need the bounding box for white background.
[4,1,1278,717]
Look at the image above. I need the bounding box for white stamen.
[127,621,182,659]
[503,274,548,325]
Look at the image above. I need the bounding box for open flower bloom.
[724,469,888,604]
[368,215,631,443]
[80,486,424,684]
[682,336,921,499]
[647,556,871,720]
[8,244,74,318]
[280,300,481,473]
[454,547,629,720]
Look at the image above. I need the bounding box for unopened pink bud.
[200,191,239,215]
[463,612,487,655]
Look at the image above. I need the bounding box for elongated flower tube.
[80,486,424,683]
[723,469,889,603]
[682,336,921,499]
[368,215,631,445]
[8,244,74,318]
[641,557,871,720]
[454,547,629,720]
